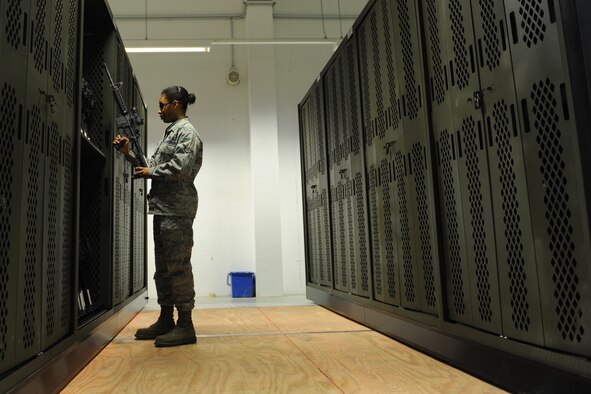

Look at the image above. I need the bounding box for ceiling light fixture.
[210,39,338,45]
[125,47,211,53]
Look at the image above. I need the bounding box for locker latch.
[471,90,483,109]
[384,140,396,155]
[339,169,347,179]
[39,89,57,113]
[311,184,317,194]
[468,85,494,110]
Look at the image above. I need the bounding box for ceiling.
[107,0,368,21]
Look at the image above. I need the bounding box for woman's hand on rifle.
[113,134,130,155]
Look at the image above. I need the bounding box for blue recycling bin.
[227,272,255,298]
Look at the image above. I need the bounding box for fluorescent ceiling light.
[126,47,210,53]
[210,39,338,45]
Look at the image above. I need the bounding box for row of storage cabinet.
[0,0,147,387]
[299,0,591,372]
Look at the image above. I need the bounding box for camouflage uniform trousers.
[153,215,196,311]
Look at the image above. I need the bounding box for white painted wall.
[107,0,368,299]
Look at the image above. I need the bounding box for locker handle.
[39,89,57,113]
[311,184,318,194]
[467,85,494,110]
[338,169,347,179]
[384,140,396,155]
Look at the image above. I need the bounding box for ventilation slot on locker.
[0,82,18,363]
[440,130,466,316]
[412,144,436,309]
[532,79,584,344]
[6,0,23,50]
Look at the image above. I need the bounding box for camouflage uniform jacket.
[128,117,203,218]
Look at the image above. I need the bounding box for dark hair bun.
[187,93,196,105]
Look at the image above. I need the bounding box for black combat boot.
[154,310,196,347]
[135,305,175,340]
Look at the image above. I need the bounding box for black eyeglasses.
[159,101,172,110]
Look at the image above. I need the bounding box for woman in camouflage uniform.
[114,86,203,347]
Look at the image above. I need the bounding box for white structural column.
[245,0,284,296]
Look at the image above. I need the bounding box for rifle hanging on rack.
[104,63,148,168]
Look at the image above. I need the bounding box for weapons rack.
[0,0,148,391]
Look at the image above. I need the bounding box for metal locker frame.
[505,0,591,357]
[344,38,371,298]
[324,38,370,298]
[300,89,320,285]
[16,0,52,368]
[0,0,149,390]
[357,0,402,307]
[300,80,333,289]
[41,0,79,351]
[304,0,591,389]
[469,0,545,345]
[325,58,349,293]
[132,77,147,294]
[0,0,30,374]
[112,38,133,306]
[446,0,502,334]
[390,0,440,315]
[420,0,475,326]
[79,3,117,323]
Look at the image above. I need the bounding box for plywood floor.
[62,306,504,393]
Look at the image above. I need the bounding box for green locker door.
[0,0,30,375]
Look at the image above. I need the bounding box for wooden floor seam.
[62,305,505,393]
[112,328,373,341]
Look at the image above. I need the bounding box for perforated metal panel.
[61,135,73,331]
[411,144,436,310]
[471,0,543,344]
[422,0,470,323]
[113,175,123,304]
[423,0,504,329]
[438,130,471,320]
[132,175,146,294]
[300,0,591,376]
[79,14,117,323]
[83,30,111,149]
[122,168,131,299]
[32,0,48,75]
[42,122,61,343]
[390,0,439,314]
[357,0,399,305]
[17,100,44,364]
[50,0,63,93]
[78,167,107,321]
[40,0,77,350]
[300,80,332,288]
[65,0,77,108]
[132,84,147,294]
[325,37,369,298]
[0,0,29,374]
[326,60,347,293]
[112,43,134,305]
[394,149,416,307]
[505,0,591,357]
[458,115,501,333]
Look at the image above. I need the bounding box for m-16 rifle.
[104,63,148,168]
